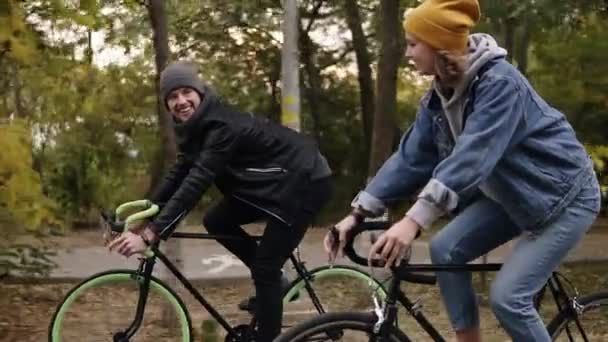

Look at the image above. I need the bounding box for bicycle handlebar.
[342,221,437,285]
[115,199,160,230]
[99,199,160,258]
[341,221,389,268]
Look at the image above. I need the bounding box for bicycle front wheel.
[275,312,409,342]
[48,270,192,342]
[282,265,387,324]
[547,291,608,341]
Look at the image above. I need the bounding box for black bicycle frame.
[376,263,578,342]
[117,231,326,340]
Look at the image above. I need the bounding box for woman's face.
[405,33,437,76]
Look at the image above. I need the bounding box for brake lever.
[328,226,340,268]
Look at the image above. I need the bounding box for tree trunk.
[268,73,282,123]
[146,0,180,328]
[147,0,176,190]
[1,96,7,117]
[516,13,531,76]
[11,63,26,118]
[85,29,93,65]
[504,16,516,63]
[281,0,301,132]
[343,0,375,155]
[300,28,323,145]
[368,0,402,177]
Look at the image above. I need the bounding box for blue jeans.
[430,175,601,341]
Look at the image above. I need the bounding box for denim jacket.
[354,56,595,231]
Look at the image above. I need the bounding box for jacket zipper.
[245,167,287,173]
[158,210,187,237]
[231,195,289,225]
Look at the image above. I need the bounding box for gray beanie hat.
[160,61,206,109]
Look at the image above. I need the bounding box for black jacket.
[150,93,327,237]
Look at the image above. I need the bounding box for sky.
[90,31,141,67]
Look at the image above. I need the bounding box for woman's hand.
[368,216,420,270]
[324,214,358,263]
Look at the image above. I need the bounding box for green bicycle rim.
[283,265,387,304]
[50,270,191,342]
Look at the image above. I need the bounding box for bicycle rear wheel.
[547,291,608,341]
[282,265,387,325]
[275,312,409,342]
[48,270,192,342]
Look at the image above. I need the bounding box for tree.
[282,0,301,132]
[146,0,177,195]
[530,12,608,145]
[343,0,375,154]
[368,0,403,176]
[146,0,182,327]
[479,0,605,75]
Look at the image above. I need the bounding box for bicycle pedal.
[238,296,257,313]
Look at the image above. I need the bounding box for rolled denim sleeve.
[352,108,439,216]
[407,77,525,228]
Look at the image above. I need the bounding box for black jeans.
[203,177,333,341]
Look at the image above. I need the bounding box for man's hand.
[129,219,149,234]
[368,216,420,270]
[108,227,157,258]
[324,214,358,263]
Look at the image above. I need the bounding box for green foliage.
[37,60,158,222]
[1,0,606,233]
[199,319,220,342]
[587,145,608,214]
[0,0,40,64]
[589,145,608,173]
[588,144,608,186]
[531,13,608,144]
[0,120,61,235]
[0,244,57,277]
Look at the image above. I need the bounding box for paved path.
[47,227,608,282]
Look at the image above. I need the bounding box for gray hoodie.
[433,33,508,140]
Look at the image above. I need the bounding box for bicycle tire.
[275,311,410,342]
[282,265,387,321]
[48,270,192,342]
[546,291,608,341]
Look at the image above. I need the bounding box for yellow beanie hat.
[404,0,480,52]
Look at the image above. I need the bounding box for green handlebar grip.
[124,204,160,230]
[112,200,159,258]
[115,199,153,219]
[115,199,160,231]
[142,248,154,258]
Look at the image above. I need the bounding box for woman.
[109,61,333,341]
[326,0,600,341]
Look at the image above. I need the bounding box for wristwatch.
[140,234,152,247]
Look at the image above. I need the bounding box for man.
[110,61,333,341]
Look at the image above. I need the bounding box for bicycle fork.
[113,258,156,342]
[371,276,402,342]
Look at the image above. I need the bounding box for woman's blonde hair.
[434,50,468,86]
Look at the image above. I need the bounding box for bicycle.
[275,223,608,341]
[48,200,388,341]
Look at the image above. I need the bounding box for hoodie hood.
[433,33,508,138]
